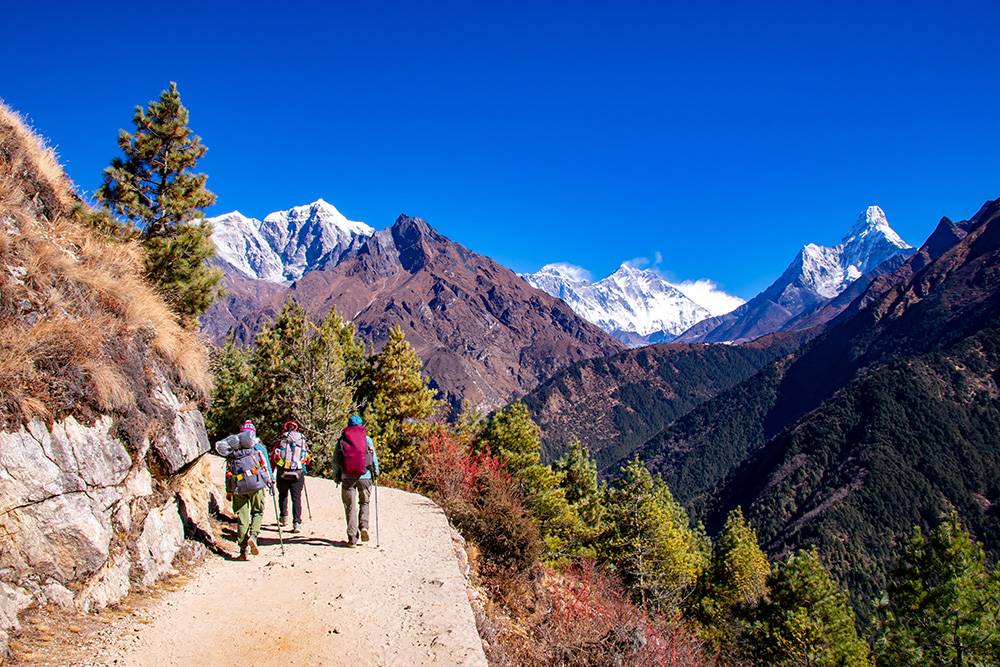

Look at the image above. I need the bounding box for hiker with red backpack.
[272,421,313,534]
[332,415,380,547]
[214,420,274,560]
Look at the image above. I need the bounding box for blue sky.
[2,1,998,299]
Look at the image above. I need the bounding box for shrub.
[534,560,705,666]
[417,432,542,573]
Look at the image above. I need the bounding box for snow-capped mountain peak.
[207,199,374,282]
[209,211,286,282]
[843,204,910,250]
[794,204,912,298]
[523,261,724,345]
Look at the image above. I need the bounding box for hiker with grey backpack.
[272,420,313,534]
[332,415,380,547]
[215,420,275,560]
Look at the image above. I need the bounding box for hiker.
[332,415,380,547]
[272,420,312,533]
[214,420,274,560]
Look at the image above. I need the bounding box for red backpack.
[340,425,371,478]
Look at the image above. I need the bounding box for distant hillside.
[204,214,623,409]
[637,198,1000,610]
[523,332,809,469]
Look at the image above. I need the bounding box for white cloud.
[672,279,745,316]
[539,262,592,283]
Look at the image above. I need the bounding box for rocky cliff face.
[0,392,219,650]
[0,102,220,655]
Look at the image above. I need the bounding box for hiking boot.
[360,528,370,542]
[279,515,288,527]
[237,548,248,561]
[291,523,301,534]
[248,536,259,556]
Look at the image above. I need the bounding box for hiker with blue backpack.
[332,415,380,547]
[272,421,313,534]
[214,420,274,560]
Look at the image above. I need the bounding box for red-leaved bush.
[418,432,506,510]
[416,433,705,666]
[535,560,706,666]
[418,432,541,573]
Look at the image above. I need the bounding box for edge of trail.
[56,458,488,667]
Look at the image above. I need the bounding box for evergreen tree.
[143,222,221,325]
[554,439,605,541]
[693,507,771,654]
[483,402,583,555]
[206,300,366,473]
[754,548,870,666]
[364,326,441,481]
[204,340,254,440]
[97,82,221,325]
[298,310,354,476]
[599,458,709,613]
[874,513,1000,666]
[319,306,368,396]
[454,400,486,445]
[249,299,309,446]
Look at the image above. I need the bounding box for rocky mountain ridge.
[209,198,373,282]
[205,213,624,409]
[676,205,914,343]
[522,262,719,345]
[635,197,1000,608]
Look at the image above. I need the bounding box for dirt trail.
[74,459,486,666]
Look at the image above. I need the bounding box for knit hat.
[348,415,363,427]
[241,420,256,432]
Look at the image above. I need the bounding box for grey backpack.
[230,447,269,495]
[275,431,307,480]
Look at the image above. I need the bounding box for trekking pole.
[303,476,313,521]
[270,485,285,556]
[374,478,380,548]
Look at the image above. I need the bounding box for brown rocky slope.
[204,214,624,409]
[0,102,219,655]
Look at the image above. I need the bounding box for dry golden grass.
[0,99,211,432]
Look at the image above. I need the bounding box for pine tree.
[554,439,605,540]
[207,301,364,474]
[874,513,1000,666]
[693,507,771,654]
[483,402,583,555]
[97,82,221,325]
[754,548,870,666]
[599,458,709,612]
[143,221,221,325]
[364,326,441,481]
[298,310,354,476]
[318,306,368,396]
[249,299,309,446]
[204,340,254,440]
[454,401,486,445]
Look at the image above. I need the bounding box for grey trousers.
[341,478,372,542]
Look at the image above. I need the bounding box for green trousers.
[232,489,266,547]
